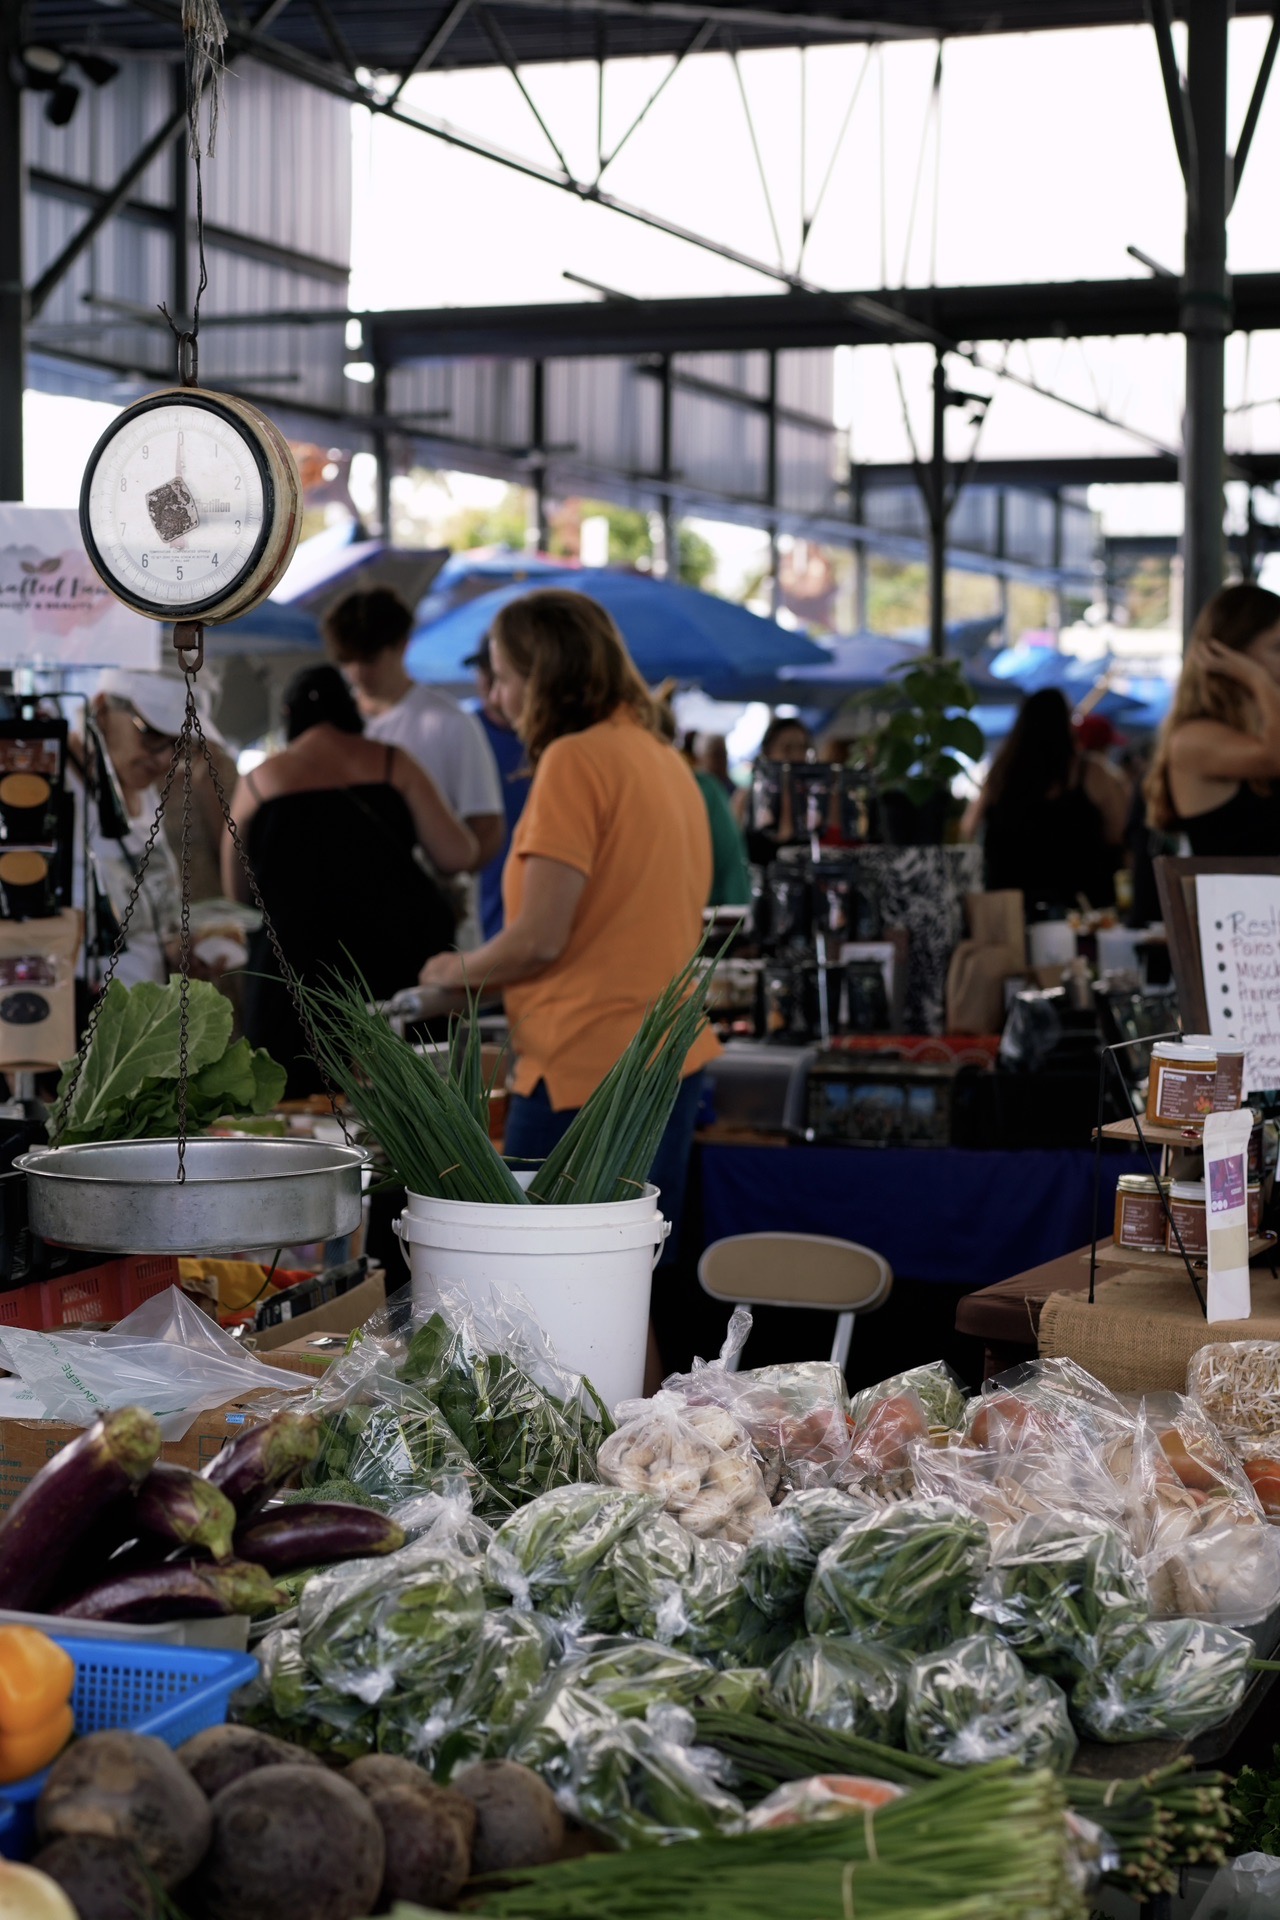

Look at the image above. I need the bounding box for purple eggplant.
[0,1405,162,1612]
[234,1502,406,1574]
[203,1410,321,1518]
[59,1556,287,1623]
[136,1464,237,1560]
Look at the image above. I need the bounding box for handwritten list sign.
[1196,873,1280,1094]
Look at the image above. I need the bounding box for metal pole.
[1181,0,1232,642]
[0,0,25,502]
[929,348,946,657]
[171,62,190,322]
[371,363,392,536]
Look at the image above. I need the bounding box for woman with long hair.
[224,664,476,1094]
[420,588,718,1256]
[962,686,1131,912]
[1145,583,1280,853]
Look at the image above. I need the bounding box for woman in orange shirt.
[420,589,718,1258]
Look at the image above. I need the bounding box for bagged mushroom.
[597,1392,771,1544]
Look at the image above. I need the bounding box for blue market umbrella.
[704,629,1018,707]
[417,548,575,627]
[407,570,828,688]
[203,597,321,656]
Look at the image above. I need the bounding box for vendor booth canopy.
[701,618,1012,708]
[406,570,829,690]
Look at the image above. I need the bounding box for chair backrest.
[697,1231,893,1317]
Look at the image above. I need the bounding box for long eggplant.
[0,1406,161,1612]
[58,1557,287,1623]
[234,1502,405,1573]
[202,1411,321,1518]
[56,1565,233,1623]
[136,1464,237,1560]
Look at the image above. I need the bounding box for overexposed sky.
[26,19,1280,531]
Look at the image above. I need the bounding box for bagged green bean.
[306,1377,489,1512]
[300,1537,485,1707]
[804,1497,990,1649]
[740,1489,872,1621]
[611,1512,789,1668]
[1071,1619,1253,1743]
[904,1633,1077,1772]
[434,1609,561,1775]
[487,1483,660,1613]
[556,1635,717,1718]
[848,1361,968,1434]
[765,1635,907,1742]
[971,1511,1150,1673]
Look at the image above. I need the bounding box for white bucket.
[393,1180,669,1411]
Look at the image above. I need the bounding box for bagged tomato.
[745,1775,904,1830]
[843,1390,931,1497]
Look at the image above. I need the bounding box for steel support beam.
[1181,0,1232,639]
[928,349,946,658]
[0,0,23,501]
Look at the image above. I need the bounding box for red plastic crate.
[39,1258,180,1327]
[0,1281,46,1330]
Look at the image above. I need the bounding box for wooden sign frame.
[1155,855,1280,1032]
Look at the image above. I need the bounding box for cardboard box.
[0,1398,272,1515]
[246,1268,386,1353]
[258,1332,352,1379]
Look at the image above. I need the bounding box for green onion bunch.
[465,1762,1083,1920]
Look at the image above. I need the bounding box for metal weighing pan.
[17,1137,366,1256]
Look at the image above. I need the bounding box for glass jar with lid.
[1114,1174,1170,1254]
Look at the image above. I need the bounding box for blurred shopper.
[466,636,529,940]
[963,688,1130,912]
[655,693,751,909]
[420,588,718,1259]
[66,670,195,986]
[224,665,476,1096]
[1146,584,1280,854]
[324,588,503,871]
[738,714,815,862]
[694,733,734,796]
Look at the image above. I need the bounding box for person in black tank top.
[224,666,473,1096]
[963,688,1132,915]
[1146,584,1280,858]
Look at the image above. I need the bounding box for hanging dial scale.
[19,3,363,1255]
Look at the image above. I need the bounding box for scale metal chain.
[174,679,197,1181]
[48,728,191,1145]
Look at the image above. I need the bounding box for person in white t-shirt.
[324,588,503,873]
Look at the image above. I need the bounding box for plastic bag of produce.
[237,1625,378,1763]
[597,1391,771,1543]
[1190,1852,1280,1920]
[904,1633,1077,1772]
[740,1489,872,1620]
[971,1511,1150,1673]
[1188,1341,1280,1447]
[305,1377,490,1513]
[848,1361,968,1434]
[553,1636,716,1718]
[299,1537,486,1707]
[804,1498,990,1648]
[663,1307,853,1491]
[766,1636,907,1742]
[911,1432,1126,1537]
[1072,1619,1253,1742]
[745,1775,905,1830]
[434,1609,561,1774]
[487,1484,659,1615]
[841,1387,935,1498]
[557,1702,745,1848]
[965,1359,1132,1458]
[611,1512,787,1667]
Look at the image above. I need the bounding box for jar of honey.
[1249,1180,1263,1235]
[1146,1041,1218,1125]
[1181,1035,1246,1112]
[1114,1174,1169,1253]
[1166,1180,1208,1257]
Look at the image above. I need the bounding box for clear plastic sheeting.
[0,1286,306,1436]
[1192,1853,1280,1920]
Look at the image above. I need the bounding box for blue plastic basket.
[0,1635,258,1859]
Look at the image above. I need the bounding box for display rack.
[1087,1031,1208,1314]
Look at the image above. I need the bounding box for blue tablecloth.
[698,1145,1147,1287]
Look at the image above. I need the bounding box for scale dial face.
[81,393,274,620]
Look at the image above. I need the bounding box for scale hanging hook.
[174,620,204,675]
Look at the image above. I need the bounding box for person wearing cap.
[323,588,504,877]
[467,636,529,941]
[66,669,213,986]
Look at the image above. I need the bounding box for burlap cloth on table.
[1038,1267,1280,1394]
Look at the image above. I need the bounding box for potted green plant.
[861,656,985,846]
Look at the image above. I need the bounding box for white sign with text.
[1196,871,1280,1095]
[0,505,157,668]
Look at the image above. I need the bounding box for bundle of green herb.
[51,976,286,1144]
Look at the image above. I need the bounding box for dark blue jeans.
[505,1071,705,1268]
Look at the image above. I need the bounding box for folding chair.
[697,1230,893,1374]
